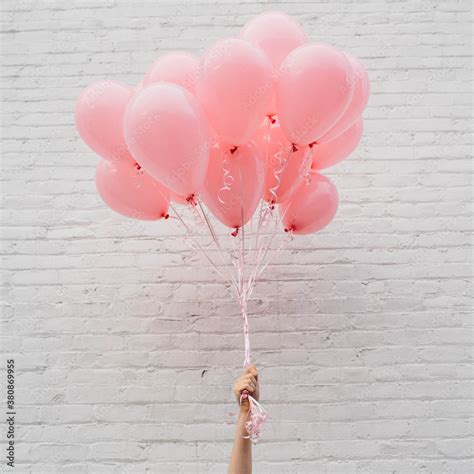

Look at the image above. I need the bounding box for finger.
[245,364,257,375]
[246,375,257,386]
[244,382,255,393]
[247,365,258,379]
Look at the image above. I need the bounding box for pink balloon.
[319,54,370,143]
[196,38,273,146]
[75,80,135,164]
[96,159,170,220]
[143,52,200,94]
[240,12,308,116]
[241,12,308,70]
[276,44,354,146]
[201,143,265,229]
[124,83,210,198]
[312,118,363,170]
[280,172,339,235]
[253,119,312,203]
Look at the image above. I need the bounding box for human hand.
[233,364,259,411]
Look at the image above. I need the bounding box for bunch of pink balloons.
[76,11,370,235]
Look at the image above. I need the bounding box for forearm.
[228,408,252,474]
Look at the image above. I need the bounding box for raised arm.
[227,364,259,474]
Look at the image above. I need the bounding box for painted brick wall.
[1,0,473,472]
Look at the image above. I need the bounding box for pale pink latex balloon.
[75,80,135,163]
[143,52,200,94]
[124,83,210,198]
[241,12,308,70]
[280,172,339,235]
[319,54,370,143]
[196,38,273,146]
[201,143,265,229]
[240,11,308,116]
[312,118,363,170]
[276,44,354,146]
[253,119,312,203]
[96,159,170,220]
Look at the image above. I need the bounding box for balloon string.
[253,117,272,259]
[267,146,312,244]
[255,228,293,280]
[238,152,245,294]
[195,199,239,294]
[231,141,309,445]
[246,206,275,297]
[169,201,231,285]
[247,140,289,292]
[236,152,252,367]
[237,225,267,443]
[237,131,270,444]
[171,198,269,441]
[246,145,312,294]
[248,143,293,288]
[239,288,251,367]
[236,151,250,361]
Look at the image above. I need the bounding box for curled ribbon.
[240,391,268,443]
[269,146,291,204]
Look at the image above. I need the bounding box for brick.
[2,0,472,470]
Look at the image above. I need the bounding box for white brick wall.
[1,0,473,472]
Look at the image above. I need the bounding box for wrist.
[238,404,250,418]
[236,409,250,437]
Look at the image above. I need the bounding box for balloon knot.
[268,114,276,124]
[186,194,196,206]
[163,213,169,220]
[291,143,298,152]
[134,162,142,171]
[284,225,294,233]
[231,227,239,237]
[308,141,318,148]
[230,146,238,154]
[269,199,275,210]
